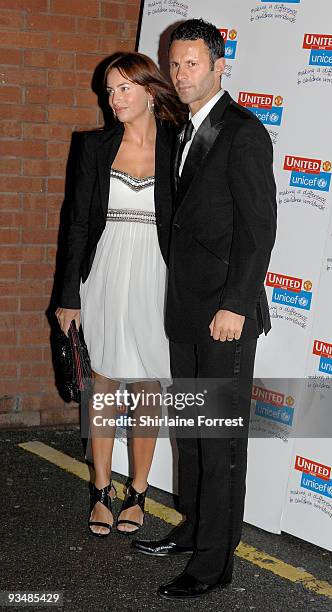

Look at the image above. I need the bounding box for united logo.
[283,155,331,193]
[302,33,332,66]
[238,92,284,126]
[218,28,238,60]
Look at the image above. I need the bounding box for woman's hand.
[55,308,81,336]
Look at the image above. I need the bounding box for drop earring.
[147,98,155,114]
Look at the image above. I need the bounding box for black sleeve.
[60,133,97,309]
[220,120,277,318]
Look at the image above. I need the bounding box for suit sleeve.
[219,120,277,318]
[60,133,97,309]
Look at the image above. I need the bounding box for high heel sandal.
[116,483,148,536]
[88,481,117,538]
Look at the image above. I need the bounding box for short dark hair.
[169,18,225,67]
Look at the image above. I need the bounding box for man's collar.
[189,88,224,132]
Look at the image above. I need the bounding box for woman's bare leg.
[89,372,120,535]
[117,380,161,533]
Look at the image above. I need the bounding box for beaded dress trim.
[107,169,156,225]
[111,168,155,192]
[106,208,156,224]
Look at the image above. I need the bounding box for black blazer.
[60,120,174,309]
[165,91,277,343]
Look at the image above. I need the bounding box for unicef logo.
[270,113,279,123]
[317,178,327,189]
[225,46,232,56]
[280,411,290,422]
[298,297,308,307]
[327,486,332,497]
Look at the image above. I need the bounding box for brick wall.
[0,0,141,427]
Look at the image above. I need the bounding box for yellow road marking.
[238,542,332,597]
[19,441,332,599]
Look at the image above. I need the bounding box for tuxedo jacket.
[60,120,174,309]
[165,90,277,343]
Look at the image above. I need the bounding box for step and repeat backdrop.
[112,0,332,550]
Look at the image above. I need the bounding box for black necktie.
[177,119,194,178]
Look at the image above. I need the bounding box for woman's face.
[106,68,153,123]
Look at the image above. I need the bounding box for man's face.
[169,39,224,113]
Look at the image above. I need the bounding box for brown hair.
[104,52,187,126]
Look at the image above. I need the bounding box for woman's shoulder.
[79,124,123,149]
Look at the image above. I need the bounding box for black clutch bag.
[56,320,93,403]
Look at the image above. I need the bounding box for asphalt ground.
[1,426,332,612]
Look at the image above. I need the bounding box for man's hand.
[209,309,245,342]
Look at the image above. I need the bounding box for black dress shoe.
[157,569,232,600]
[131,537,193,557]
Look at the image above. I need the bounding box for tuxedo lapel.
[172,125,185,196]
[176,115,223,204]
[97,122,124,217]
[176,91,232,207]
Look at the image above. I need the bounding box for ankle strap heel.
[116,483,149,536]
[88,481,116,538]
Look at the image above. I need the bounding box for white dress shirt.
[179,88,225,176]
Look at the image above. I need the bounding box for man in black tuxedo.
[132,19,277,600]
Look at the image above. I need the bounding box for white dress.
[79,168,171,385]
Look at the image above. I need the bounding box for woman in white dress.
[56,53,185,538]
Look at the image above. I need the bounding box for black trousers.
[169,336,257,584]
